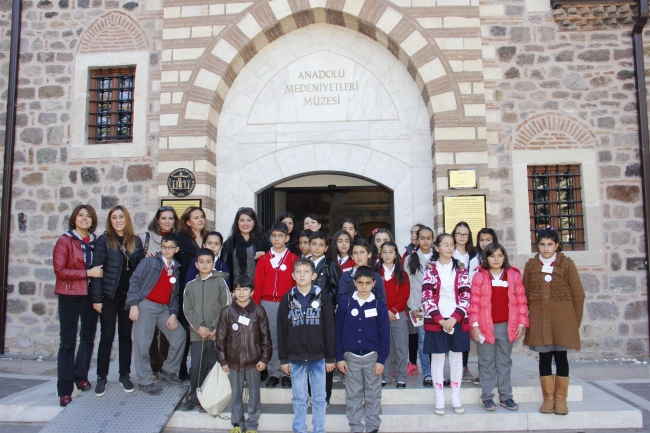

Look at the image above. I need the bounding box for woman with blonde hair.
[90,205,145,397]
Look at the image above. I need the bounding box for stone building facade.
[0,0,647,358]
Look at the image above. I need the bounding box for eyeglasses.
[454,233,469,238]
[161,245,177,251]
[158,206,174,212]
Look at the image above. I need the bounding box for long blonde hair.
[105,205,137,253]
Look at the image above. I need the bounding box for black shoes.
[423,375,433,387]
[282,376,292,388]
[119,375,135,393]
[158,369,183,383]
[397,382,406,388]
[260,369,269,381]
[139,383,163,395]
[266,376,279,387]
[95,377,107,397]
[180,400,201,411]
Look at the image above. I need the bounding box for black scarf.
[234,232,255,275]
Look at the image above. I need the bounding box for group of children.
[123,214,585,433]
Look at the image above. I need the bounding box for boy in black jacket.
[278,258,335,433]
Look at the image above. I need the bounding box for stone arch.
[167,0,472,138]
[77,11,149,54]
[510,112,598,150]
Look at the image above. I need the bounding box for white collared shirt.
[338,255,349,265]
[270,248,288,269]
[312,255,326,269]
[453,249,470,269]
[383,264,395,281]
[352,291,376,307]
[436,260,456,318]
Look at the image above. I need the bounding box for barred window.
[528,165,585,251]
[88,67,135,144]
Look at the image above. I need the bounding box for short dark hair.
[161,233,179,246]
[196,248,215,261]
[305,213,320,223]
[68,204,98,233]
[481,242,511,270]
[536,227,561,250]
[234,276,254,291]
[351,238,372,254]
[293,257,316,273]
[270,222,289,235]
[203,231,224,246]
[298,229,313,239]
[354,265,375,281]
[309,231,328,243]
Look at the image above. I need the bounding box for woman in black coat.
[90,205,144,397]
[221,207,271,288]
[174,206,207,380]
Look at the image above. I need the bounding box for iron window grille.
[88,67,135,144]
[528,165,585,251]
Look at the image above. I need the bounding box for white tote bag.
[196,357,232,416]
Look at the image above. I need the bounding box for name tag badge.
[232,323,239,331]
[169,277,177,284]
[545,275,553,282]
[311,301,319,309]
[167,269,173,277]
[491,280,508,287]
[365,308,378,318]
[238,316,250,326]
[542,265,553,274]
[280,264,287,271]
[351,308,359,317]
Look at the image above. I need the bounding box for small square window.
[528,165,585,251]
[88,67,135,144]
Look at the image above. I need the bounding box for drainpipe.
[0,0,23,354]
[632,0,650,355]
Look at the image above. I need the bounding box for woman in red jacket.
[54,205,104,407]
[468,242,529,412]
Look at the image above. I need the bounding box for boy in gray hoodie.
[127,233,187,395]
[181,248,231,411]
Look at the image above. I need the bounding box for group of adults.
[53,202,316,406]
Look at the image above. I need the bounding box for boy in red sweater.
[377,241,410,388]
[254,222,298,388]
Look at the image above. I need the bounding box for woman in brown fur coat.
[523,227,585,416]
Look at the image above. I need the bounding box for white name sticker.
[351,308,359,317]
[545,275,552,282]
[280,264,287,271]
[232,323,239,331]
[238,316,250,326]
[311,301,319,309]
[365,308,378,318]
[491,280,508,287]
[169,277,177,284]
[542,265,553,274]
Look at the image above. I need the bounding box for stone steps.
[258,383,583,404]
[168,400,641,432]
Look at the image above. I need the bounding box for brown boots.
[553,376,570,415]
[539,375,555,413]
[539,375,570,415]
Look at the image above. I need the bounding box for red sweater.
[146,267,174,305]
[379,267,410,314]
[253,250,298,304]
[491,271,509,324]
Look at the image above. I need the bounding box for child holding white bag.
[468,242,529,411]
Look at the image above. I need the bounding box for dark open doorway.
[256,175,393,241]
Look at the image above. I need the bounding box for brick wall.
[480,0,648,358]
[0,0,162,355]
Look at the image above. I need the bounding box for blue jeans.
[290,359,326,433]
[417,326,432,377]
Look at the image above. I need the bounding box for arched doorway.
[257,173,393,241]
[214,24,435,250]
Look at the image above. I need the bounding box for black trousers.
[97,291,133,378]
[539,351,569,377]
[57,294,98,396]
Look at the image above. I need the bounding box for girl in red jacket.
[469,242,529,412]
[421,233,471,415]
[377,241,410,388]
